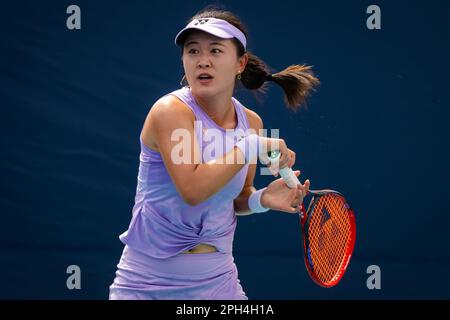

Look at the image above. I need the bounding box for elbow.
[180,187,212,206]
[183,195,200,207]
[180,189,203,207]
[177,176,211,206]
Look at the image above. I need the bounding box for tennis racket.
[268,150,356,288]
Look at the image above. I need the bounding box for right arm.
[143,96,287,206]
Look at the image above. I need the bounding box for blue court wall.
[1,0,449,299]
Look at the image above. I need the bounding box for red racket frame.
[299,190,356,288]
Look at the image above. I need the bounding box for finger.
[269,164,279,177]
[289,205,299,214]
[294,170,301,176]
[280,158,290,169]
[284,153,292,168]
[288,151,296,168]
[296,189,304,202]
[304,179,310,193]
[297,183,305,196]
[297,185,304,197]
[279,152,290,169]
[297,179,307,192]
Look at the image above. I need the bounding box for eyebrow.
[184,41,226,47]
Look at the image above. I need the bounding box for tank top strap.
[231,96,250,131]
[166,86,207,122]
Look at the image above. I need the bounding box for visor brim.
[174,26,234,45]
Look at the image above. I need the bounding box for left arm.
[233,108,310,215]
[233,108,263,216]
[233,166,258,216]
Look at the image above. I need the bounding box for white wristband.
[248,187,270,213]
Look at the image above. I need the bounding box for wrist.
[260,188,270,209]
[248,187,270,213]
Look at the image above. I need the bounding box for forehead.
[183,30,231,46]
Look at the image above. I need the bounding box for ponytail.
[241,53,320,112]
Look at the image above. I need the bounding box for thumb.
[258,153,270,165]
[290,206,299,214]
[294,170,301,176]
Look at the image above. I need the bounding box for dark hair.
[179,5,320,112]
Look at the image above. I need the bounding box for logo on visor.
[193,19,210,25]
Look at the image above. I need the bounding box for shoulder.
[145,94,196,132]
[242,106,263,131]
[149,94,195,122]
[141,93,195,150]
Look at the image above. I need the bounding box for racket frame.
[300,189,356,288]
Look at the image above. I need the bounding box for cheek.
[182,55,195,66]
[182,59,190,69]
[223,57,239,74]
[217,60,237,77]
[182,60,196,77]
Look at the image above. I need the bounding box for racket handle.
[268,150,300,189]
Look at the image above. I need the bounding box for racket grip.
[268,150,300,189]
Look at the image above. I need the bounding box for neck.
[191,89,236,128]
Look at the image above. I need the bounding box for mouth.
[197,73,214,84]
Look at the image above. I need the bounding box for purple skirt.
[109,245,248,300]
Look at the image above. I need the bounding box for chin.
[191,86,219,98]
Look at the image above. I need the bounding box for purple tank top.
[119,86,250,259]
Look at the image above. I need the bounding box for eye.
[188,49,199,54]
[211,48,222,54]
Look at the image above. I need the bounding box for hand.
[261,170,310,214]
[258,137,295,177]
[267,148,296,177]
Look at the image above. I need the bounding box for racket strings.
[311,197,349,280]
[306,195,351,283]
[314,197,349,277]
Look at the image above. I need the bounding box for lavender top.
[119,86,251,258]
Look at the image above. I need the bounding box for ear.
[238,53,249,72]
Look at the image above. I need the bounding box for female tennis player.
[109,6,319,300]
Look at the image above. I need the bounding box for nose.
[197,52,211,69]
[197,60,211,68]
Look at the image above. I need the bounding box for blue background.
[1,0,449,299]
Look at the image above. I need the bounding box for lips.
[197,73,213,85]
[197,73,213,80]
